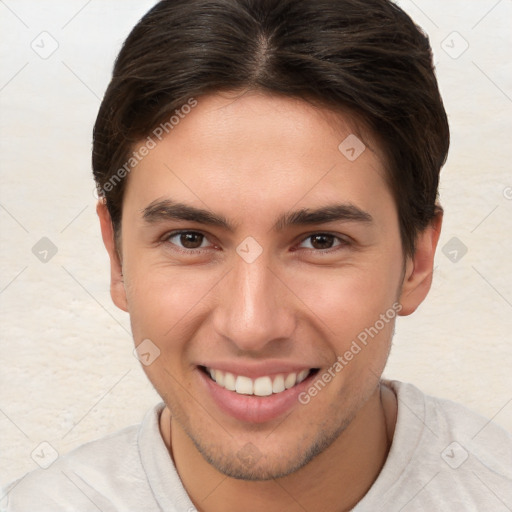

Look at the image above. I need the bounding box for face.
[99,91,438,480]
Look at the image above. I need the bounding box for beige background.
[0,0,511,487]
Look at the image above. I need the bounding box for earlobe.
[398,212,443,316]
[96,201,129,312]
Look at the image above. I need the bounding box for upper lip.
[198,361,319,379]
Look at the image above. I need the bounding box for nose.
[212,253,296,353]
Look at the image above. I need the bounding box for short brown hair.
[92,0,449,256]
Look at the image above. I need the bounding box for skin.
[98,91,442,512]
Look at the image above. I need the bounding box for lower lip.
[199,368,316,424]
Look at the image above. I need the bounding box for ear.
[96,201,128,312]
[398,211,443,316]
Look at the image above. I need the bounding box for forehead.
[122,91,394,227]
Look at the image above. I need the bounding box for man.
[3,0,511,510]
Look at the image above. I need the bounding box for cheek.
[123,262,221,344]
[282,256,401,339]
[123,268,212,395]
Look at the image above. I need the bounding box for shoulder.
[355,381,512,511]
[1,406,162,512]
[392,380,512,478]
[395,380,512,474]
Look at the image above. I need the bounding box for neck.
[161,382,397,512]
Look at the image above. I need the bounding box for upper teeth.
[207,368,311,397]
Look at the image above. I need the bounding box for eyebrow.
[143,200,233,230]
[274,204,373,231]
[142,199,373,231]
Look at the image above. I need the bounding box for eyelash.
[163,231,213,254]
[162,230,351,254]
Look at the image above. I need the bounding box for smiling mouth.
[200,366,320,397]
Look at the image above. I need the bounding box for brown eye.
[167,231,208,250]
[309,234,335,249]
[310,234,335,249]
[180,233,204,248]
[298,234,346,251]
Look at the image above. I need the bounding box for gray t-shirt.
[2,381,511,511]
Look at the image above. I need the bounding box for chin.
[188,416,352,481]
